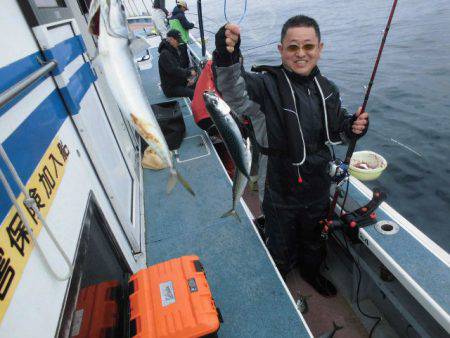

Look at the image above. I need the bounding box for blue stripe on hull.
[60,62,97,115]
[0,52,45,117]
[0,35,86,117]
[44,35,86,76]
[0,90,68,224]
[0,37,95,224]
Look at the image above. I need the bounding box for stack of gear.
[129,255,222,337]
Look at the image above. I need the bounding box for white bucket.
[349,151,387,181]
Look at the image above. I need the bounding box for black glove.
[213,25,241,67]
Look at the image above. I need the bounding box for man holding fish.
[210,15,368,297]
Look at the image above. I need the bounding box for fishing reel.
[328,159,349,186]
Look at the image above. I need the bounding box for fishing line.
[242,40,279,52]
[192,26,216,35]
[223,0,248,24]
[344,0,399,165]
[125,0,137,16]
[140,0,151,16]
[186,12,221,26]
[389,138,423,158]
[325,0,399,237]
[331,231,382,337]
[130,0,141,15]
[369,128,423,158]
[331,178,382,336]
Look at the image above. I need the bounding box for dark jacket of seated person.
[158,30,195,99]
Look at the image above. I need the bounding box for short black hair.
[281,15,321,42]
[167,29,182,42]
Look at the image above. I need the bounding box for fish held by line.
[221,138,252,222]
[203,91,252,179]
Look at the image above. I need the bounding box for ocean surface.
[185,0,450,252]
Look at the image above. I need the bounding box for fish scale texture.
[143,112,311,337]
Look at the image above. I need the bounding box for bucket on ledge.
[349,150,387,181]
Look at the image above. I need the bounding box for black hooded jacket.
[158,40,191,92]
[214,60,368,208]
[170,6,194,30]
[247,65,359,206]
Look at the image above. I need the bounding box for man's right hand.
[214,23,241,66]
[215,24,241,54]
[224,24,240,53]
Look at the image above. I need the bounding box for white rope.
[0,145,72,281]
[281,69,307,166]
[314,77,342,146]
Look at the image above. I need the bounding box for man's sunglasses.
[285,43,317,53]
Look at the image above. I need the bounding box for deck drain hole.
[381,224,394,231]
[375,220,399,235]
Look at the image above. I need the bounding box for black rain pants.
[263,196,328,277]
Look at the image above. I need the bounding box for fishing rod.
[197,0,206,57]
[344,0,399,165]
[323,0,399,235]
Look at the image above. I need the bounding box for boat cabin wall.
[0,1,146,336]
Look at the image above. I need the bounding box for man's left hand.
[352,107,369,135]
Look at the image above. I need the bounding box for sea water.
[188,0,450,252]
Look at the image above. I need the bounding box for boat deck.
[139,44,311,337]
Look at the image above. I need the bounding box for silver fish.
[203,91,252,178]
[221,138,252,222]
[87,0,194,196]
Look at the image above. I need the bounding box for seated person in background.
[158,29,196,100]
[169,0,194,68]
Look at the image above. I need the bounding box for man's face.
[167,36,179,48]
[278,26,323,76]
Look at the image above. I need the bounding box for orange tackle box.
[129,255,222,338]
[71,280,120,338]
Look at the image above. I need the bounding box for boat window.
[32,0,66,8]
[18,0,73,26]
[57,197,131,338]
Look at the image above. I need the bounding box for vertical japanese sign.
[0,137,70,322]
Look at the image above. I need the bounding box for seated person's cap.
[176,0,188,9]
[167,29,182,42]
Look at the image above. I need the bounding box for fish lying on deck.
[203,92,252,221]
[87,0,194,196]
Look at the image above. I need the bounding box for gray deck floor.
[142,106,311,336]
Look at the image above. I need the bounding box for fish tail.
[221,208,241,223]
[166,169,195,196]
